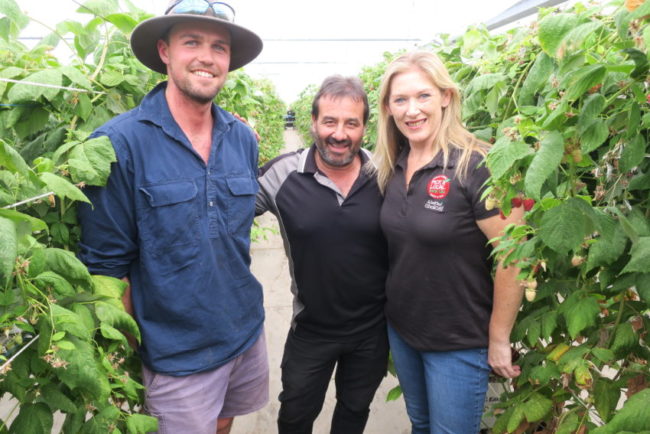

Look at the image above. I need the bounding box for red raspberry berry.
[523,198,535,211]
[511,197,523,208]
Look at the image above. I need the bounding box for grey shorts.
[142,331,269,434]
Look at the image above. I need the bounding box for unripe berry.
[525,287,537,302]
[571,255,585,267]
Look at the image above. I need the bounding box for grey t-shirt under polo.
[380,147,499,352]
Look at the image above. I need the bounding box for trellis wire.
[0,77,105,95]
[3,192,55,210]
[0,335,40,372]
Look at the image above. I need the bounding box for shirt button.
[209,201,214,207]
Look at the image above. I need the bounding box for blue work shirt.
[77,82,264,376]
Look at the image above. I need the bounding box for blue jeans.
[387,324,490,434]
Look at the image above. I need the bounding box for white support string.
[3,192,55,209]
[0,78,105,95]
[0,334,40,373]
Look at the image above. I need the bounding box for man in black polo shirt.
[256,76,388,434]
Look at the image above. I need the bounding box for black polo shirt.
[380,147,498,351]
[256,145,388,341]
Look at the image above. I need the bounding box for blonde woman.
[374,51,523,433]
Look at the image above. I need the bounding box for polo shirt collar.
[395,145,459,171]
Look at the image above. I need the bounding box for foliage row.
[0,0,285,432]
[293,1,650,432]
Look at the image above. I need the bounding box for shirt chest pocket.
[225,176,258,236]
[138,180,199,251]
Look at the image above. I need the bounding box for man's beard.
[313,135,358,168]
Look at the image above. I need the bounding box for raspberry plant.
[0,0,285,432]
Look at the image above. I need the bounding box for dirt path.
[233,129,410,434]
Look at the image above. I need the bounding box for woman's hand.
[488,340,520,378]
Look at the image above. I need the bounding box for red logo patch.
[427,175,451,199]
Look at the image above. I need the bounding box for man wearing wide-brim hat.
[78,1,267,433]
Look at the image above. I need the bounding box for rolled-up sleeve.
[77,131,138,278]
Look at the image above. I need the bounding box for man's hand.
[232,112,261,142]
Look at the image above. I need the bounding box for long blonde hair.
[373,51,489,193]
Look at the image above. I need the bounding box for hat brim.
[130,14,263,74]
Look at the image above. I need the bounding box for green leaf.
[621,237,650,274]
[68,136,117,186]
[40,384,78,413]
[0,0,29,31]
[591,389,650,434]
[126,413,159,434]
[0,209,47,233]
[524,131,564,200]
[76,0,119,16]
[75,93,93,121]
[626,102,641,139]
[518,52,554,106]
[581,93,606,121]
[99,69,124,87]
[61,411,85,434]
[638,273,650,309]
[9,402,53,434]
[468,73,507,92]
[556,412,580,434]
[14,107,51,140]
[7,69,63,102]
[486,137,533,179]
[81,405,121,433]
[594,378,620,423]
[105,13,138,34]
[579,119,609,153]
[611,322,636,355]
[95,301,140,342]
[538,13,581,58]
[59,65,93,90]
[56,336,111,400]
[385,385,402,402]
[591,347,615,364]
[619,135,645,173]
[33,271,76,297]
[43,247,92,287]
[622,48,650,80]
[39,172,90,204]
[0,139,32,176]
[565,64,606,101]
[541,310,558,339]
[586,220,628,272]
[0,216,17,284]
[564,296,600,338]
[72,303,96,332]
[99,323,126,343]
[523,393,552,422]
[561,21,604,54]
[51,304,91,340]
[529,362,560,386]
[539,199,593,253]
[56,339,77,350]
[628,208,650,237]
[630,0,650,19]
[92,274,127,299]
[506,405,526,433]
